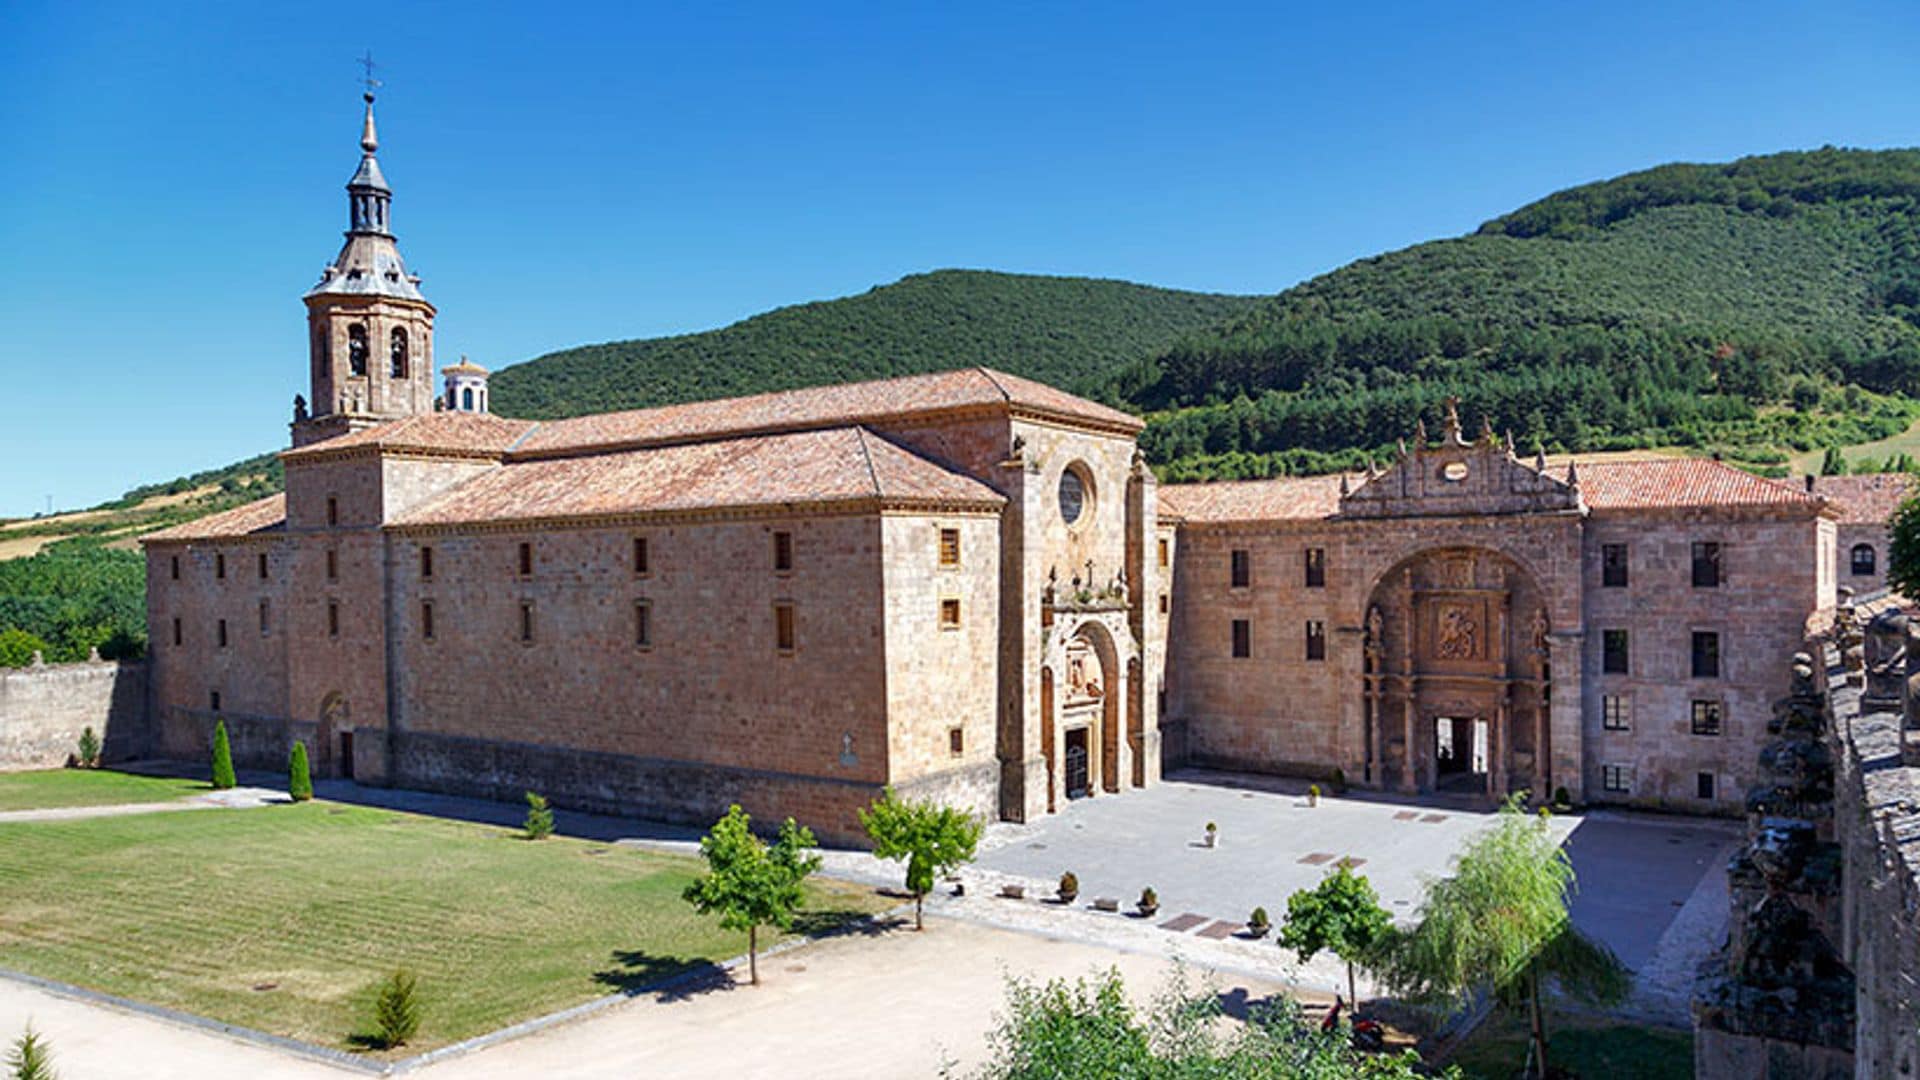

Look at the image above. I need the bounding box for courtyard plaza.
[0,765,1733,1075]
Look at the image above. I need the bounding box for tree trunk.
[1527,966,1548,1079]
[1346,958,1358,1011]
[915,894,924,931]
[749,924,759,986]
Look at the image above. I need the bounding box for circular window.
[1059,464,1092,526]
[1441,461,1469,483]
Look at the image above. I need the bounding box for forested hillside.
[488,270,1261,417]
[1126,148,1920,480]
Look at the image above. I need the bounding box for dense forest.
[488,270,1261,417]
[0,541,146,666]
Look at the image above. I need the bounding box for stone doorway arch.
[316,692,350,780]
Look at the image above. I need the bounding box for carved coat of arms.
[1435,605,1478,659]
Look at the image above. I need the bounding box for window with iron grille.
[1230,549,1250,589]
[938,528,961,567]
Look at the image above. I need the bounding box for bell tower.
[292,90,438,448]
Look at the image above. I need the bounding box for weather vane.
[358,50,382,98]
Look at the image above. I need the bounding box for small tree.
[523,791,554,840]
[1820,446,1846,476]
[6,1023,56,1080]
[1279,861,1391,1007]
[1889,492,1920,599]
[75,727,100,769]
[210,718,236,790]
[1376,799,1626,1079]
[0,628,48,670]
[858,786,982,931]
[370,969,422,1049]
[682,804,821,986]
[287,741,312,802]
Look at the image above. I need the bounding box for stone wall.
[0,659,147,770]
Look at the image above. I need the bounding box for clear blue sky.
[2,1,1916,517]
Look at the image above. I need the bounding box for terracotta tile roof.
[1576,458,1825,512]
[393,427,1002,527]
[510,366,1142,457]
[142,494,287,543]
[281,413,537,461]
[1157,475,1350,523]
[1810,474,1915,524]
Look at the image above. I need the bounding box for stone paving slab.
[1195,920,1240,941]
[1158,912,1207,933]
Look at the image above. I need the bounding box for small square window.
[634,600,652,648]
[422,600,435,641]
[1691,541,1722,588]
[1697,772,1716,800]
[633,536,650,576]
[1230,549,1250,589]
[326,496,339,527]
[327,600,340,638]
[216,619,228,648]
[1602,764,1630,793]
[774,531,794,573]
[1691,700,1723,736]
[940,597,962,629]
[420,546,434,579]
[1158,538,1169,568]
[519,602,535,644]
[1231,619,1250,659]
[1602,629,1629,674]
[518,542,533,578]
[1691,631,1720,679]
[949,726,964,757]
[1305,548,1326,589]
[1602,694,1630,731]
[939,528,961,567]
[1601,544,1628,588]
[1158,593,1169,615]
[1305,619,1326,661]
[215,553,226,580]
[210,691,222,712]
[257,552,268,580]
[775,602,796,652]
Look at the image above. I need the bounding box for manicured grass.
[0,802,888,1052]
[0,768,210,811]
[1450,1007,1692,1080]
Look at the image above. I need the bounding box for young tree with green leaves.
[1889,492,1920,599]
[210,719,236,790]
[370,969,421,1049]
[1278,861,1392,1007]
[523,791,554,840]
[1376,799,1626,1079]
[858,786,983,931]
[287,740,312,802]
[1820,445,1847,475]
[6,1023,56,1080]
[75,726,100,769]
[682,804,821,986]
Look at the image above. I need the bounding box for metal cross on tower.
[358,50,381,97]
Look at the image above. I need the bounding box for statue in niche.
[1529,605,1551,655]
[1365,604,1384,651]
[1065,640,1103,701]
[1436,605,1477,659]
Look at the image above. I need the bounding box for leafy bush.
[1250,906,1269,928]
[288,741,312,802]
[523,791,554,840]
[369,969,422,1049]
[210,719,235,790]
[75,726,100,769]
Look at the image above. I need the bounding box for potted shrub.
[1058,872,1079,904]
[1204,822,1218,848]
[1307,784,1321,807]
[1138,887,1159,917]
[1247,906,1271,938]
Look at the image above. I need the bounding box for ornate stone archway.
[1040,614,1131,808]
[1361,546,1553,800]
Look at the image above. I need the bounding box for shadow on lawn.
[593,951,732,1000]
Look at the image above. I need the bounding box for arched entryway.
[1360,546,1553,800]
[316,692,351,780]
[1044,619,1124,804]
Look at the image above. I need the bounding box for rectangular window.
[634,600,651,648]
[1602,764,1630,793]
[518,542,533,578]
[420,546,434,579]
[1305,548,1326,588]
[1158,593,1169,615]
[327,600,340,638]
[1691,541,1722,588]
[1230,549,1250,589]
[326,549,338,581]
[938,528,961,567]
[210,691,221,713]
[1158,538,1169,567]
[257,552,268,580]
[519,602,535,643]
[1602,694,1630,731]
[422,600,435,641]
[1691,631,1720,679]
[1697,772,1717,800]
[172,617,182,647]
[170,555,180,580]
[632,536,650,576]
[940,597,962,629]
[258,599,270,637]
[1305,619,1326,661]
[1602,629,1629,674]
[1691,700,1723,736]
[774,531,794,573]
[1601,543,1628,588]
[326,496,338,527]
[949,726,964,757]
[215,553,225,580]
[1231,618,1250,659]
[774,602,796,652]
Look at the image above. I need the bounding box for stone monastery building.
[145,97,1873,841]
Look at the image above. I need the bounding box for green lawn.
[0,768,210,811]
[1450,1007,1692,1080]
[0,802,888,1052]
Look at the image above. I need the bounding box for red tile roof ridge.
[141,493,288,543]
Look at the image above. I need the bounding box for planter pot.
[1204,834,1217,849]
[1058,891,1078,904]
[1247,924,1270,939]
[1138,904,1160,918]
[1001,884,1025,899]
[1092,897,1119,913]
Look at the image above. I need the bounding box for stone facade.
[1810,473,1912,597]
[0,658,147,770]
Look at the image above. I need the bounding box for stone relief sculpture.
[1436,605,1477,659]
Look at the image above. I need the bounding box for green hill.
[1128,147,1920,480]
[489,269,1262,418]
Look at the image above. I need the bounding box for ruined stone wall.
[0,659,147,769]
[1581,510,1829,814]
